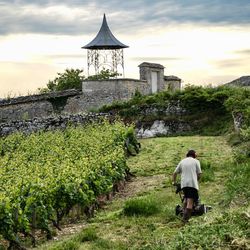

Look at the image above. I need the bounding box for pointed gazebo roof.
[82,14,128,50]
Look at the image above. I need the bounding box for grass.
[33,136,250,250]
[123,196,161,216]
[126,135,232,177]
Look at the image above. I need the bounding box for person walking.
[172,149,202,223]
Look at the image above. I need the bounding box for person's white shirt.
[174,157,202,190]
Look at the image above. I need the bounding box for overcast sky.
[0,0,250,97]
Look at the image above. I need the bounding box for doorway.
[151,71,158,93]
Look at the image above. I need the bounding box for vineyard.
[0,85,249,249]
[0,120,135,249]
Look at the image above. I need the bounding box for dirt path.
[34,174,166,249]
[115,174,166,200]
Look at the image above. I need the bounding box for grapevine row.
[0,120,136,249]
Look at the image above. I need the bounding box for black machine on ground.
[174,183,212,217]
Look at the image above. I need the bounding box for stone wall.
[81,78,149,110]
[0,101,192,138]
[0,61,183,124]
[0,61,184,136]
[0,113,110,137]
[136,120,191,138]
[130,101,192,138]
[0,89,82,123]
[0,79,148,123]
[164,76,182,92]
[232,112,244,132]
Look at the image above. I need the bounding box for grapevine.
[0,120,137,249]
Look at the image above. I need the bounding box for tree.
[38,68,120,93]
[38,69,85,93]
[87,69,120,80]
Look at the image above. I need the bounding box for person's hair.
[186,149,196,158]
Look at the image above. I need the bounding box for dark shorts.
[182,187,199,201]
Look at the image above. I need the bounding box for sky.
[0,0,250,98]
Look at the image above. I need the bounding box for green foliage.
[78,227,98,242]
[34,136,248,250]
[224,87,250,127]
[38,68,121,93]
[49,240,80,250]
[87,69,120,80]
[38,68,85,92]
[123,197,160,216]
[92,238,127,250]
[224,87,250,113]
[200,160,215,182]
[225,161,250,204]
[240,127,250,141]
[168,211,249,250]
[99,85,241,136]
[233,141,250,163]
[0,120,134,248]
[100,85,234,114]
[125,127,141,156]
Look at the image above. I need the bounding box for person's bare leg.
[182,198,187,217]
[183,198,193,223]
[183,198,187,210]
[186,198,194,209]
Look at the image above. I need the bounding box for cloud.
[0,3,100,35]
[235,49,250,55]
[215,58,250,69]
[0,0,249,36]
[46,54,85,59]
[131,57,182,62]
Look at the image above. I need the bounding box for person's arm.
[197,173,202,181]
[172,172,178,185]
[196,160,202,181]
[172,163,181,185]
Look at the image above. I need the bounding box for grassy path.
[36,136,238,250]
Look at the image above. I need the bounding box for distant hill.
[225,76,250,87]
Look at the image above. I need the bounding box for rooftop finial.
[82,14,128,49]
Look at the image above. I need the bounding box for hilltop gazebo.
[82,14,129,77]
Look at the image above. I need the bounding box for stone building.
[138,62,181,93]
[0,14,182,123]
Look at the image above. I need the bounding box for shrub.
[41,68,85,92]
[87,69,119,80]
[233,142,250,163]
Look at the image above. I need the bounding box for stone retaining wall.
[0,79,148,123]
[0,113,110,137]
[0,101,191,137]
[0,89,82,123]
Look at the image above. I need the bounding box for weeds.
[34,136,247,250]
[123,197,160,217]
[200,160,215,182]
[225,161,250,204]
[49,239,80,250]
[90,238,128,250]
[167,211,249,250]
[77,227,98,242]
